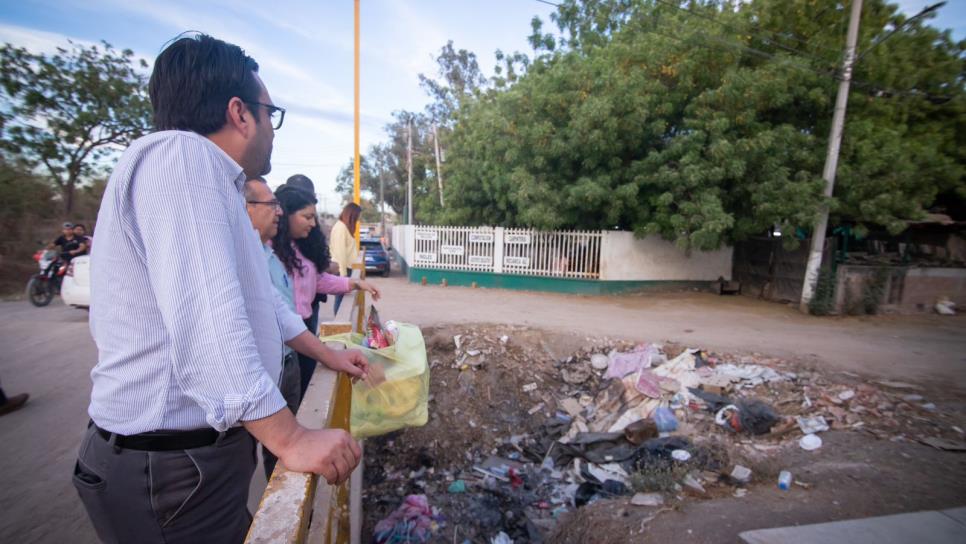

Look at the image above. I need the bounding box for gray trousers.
[73,423,256,544]
[262,351,302,479]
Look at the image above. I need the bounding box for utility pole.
[407,118,414,224]
[432,124,444,207]
[379,169,386,235]
[799,0,863,313]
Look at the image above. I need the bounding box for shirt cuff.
[279,305,309,341]
[213,372,287,431]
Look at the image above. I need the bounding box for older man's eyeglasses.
[246,199,281,210]
[245,101,286,130]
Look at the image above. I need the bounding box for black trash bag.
[553,432,638,466]
[688,387,732,413]
[736,399,780,435]
[574,479,631,508]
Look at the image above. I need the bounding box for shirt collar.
[170,130,246,191]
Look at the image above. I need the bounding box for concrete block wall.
[599,231,733,282]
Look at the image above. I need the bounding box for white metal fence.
[393,225,602,279]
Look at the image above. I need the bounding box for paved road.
[0,277,963,542]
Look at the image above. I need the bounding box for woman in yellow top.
[329,202,362,315]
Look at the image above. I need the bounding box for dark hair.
[272,185,331,276]
[339,203,362,234]
[286,174,315,193]
[73,223,86,232]
[149,33,262,135]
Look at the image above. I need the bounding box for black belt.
[92,422,245,451]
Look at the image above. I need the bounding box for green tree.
[438,0,964,248]
[0,40,152,214]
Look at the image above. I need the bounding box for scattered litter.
[373,495,442,544]
[796,416,830,434]
[838,389,856,401]
[491,531,513,544]
[921,403,937,412]
[559,398,584,417]
[528,402,546,415]
[799,434,823,451]
[777,470,792,490]
[590,353,610,370]
[522,383,538,393]
[730,465,752,484]
[499,335,509,345]
[903,394,924,402]
[653,407,679,433]
[630,492,664,507]
[935,297,956,315]
[604,345,660,379]
[671,449,692,462]
[734,488,748,498]
[623,418,658,445]
[448,480,467,494]
[682,474,706,494]
[562,366,592,385]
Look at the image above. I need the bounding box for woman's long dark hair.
[272,185,331,276]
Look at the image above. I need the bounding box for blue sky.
[0,0,962,214]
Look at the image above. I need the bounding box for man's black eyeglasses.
[247,199,281,210]
[245,101,286,130]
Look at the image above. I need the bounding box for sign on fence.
[440,245,465,256]
[468,255,492,266]
[415,230,438,241]
[505,234,531,245]
[504,256,530,267]
[469,232,494,243]
[415,252,437,262]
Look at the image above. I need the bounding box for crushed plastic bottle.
[778,470,792,490]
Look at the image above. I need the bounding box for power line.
[652,0,843,65]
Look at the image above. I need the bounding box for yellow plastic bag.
[319,322,429,438]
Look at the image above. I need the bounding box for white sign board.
[469,232,494,243]
[505,234,531,245]
[468,255,493,266]
[440,245,465,256]
[504,256,531,267]
[415,230,439,241]
[415,252,438,263]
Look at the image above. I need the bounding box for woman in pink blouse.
[272,186,381,399]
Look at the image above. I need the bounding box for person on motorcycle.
[47,222,85,263]
[72,223,92,255]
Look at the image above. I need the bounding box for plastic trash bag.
[320,321,430,438]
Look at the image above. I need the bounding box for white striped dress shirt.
[88,131,306,434]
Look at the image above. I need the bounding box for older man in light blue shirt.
[243,176,304,479]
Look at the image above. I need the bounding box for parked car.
[361,238,390,277]
[61,255,90,308]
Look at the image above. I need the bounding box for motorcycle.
[26,249,66,307]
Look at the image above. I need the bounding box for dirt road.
[375,277,966,390]
[0,277,962,542]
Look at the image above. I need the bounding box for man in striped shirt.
[73,34,367,544]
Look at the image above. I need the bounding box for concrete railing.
[246,259,368,544]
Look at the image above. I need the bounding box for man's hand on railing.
[280,427,362,485]
[350,278,381,301]
[243,409,362,485]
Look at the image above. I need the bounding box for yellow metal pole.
[353,0,361,250]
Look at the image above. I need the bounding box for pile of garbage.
[367,330,964,543]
